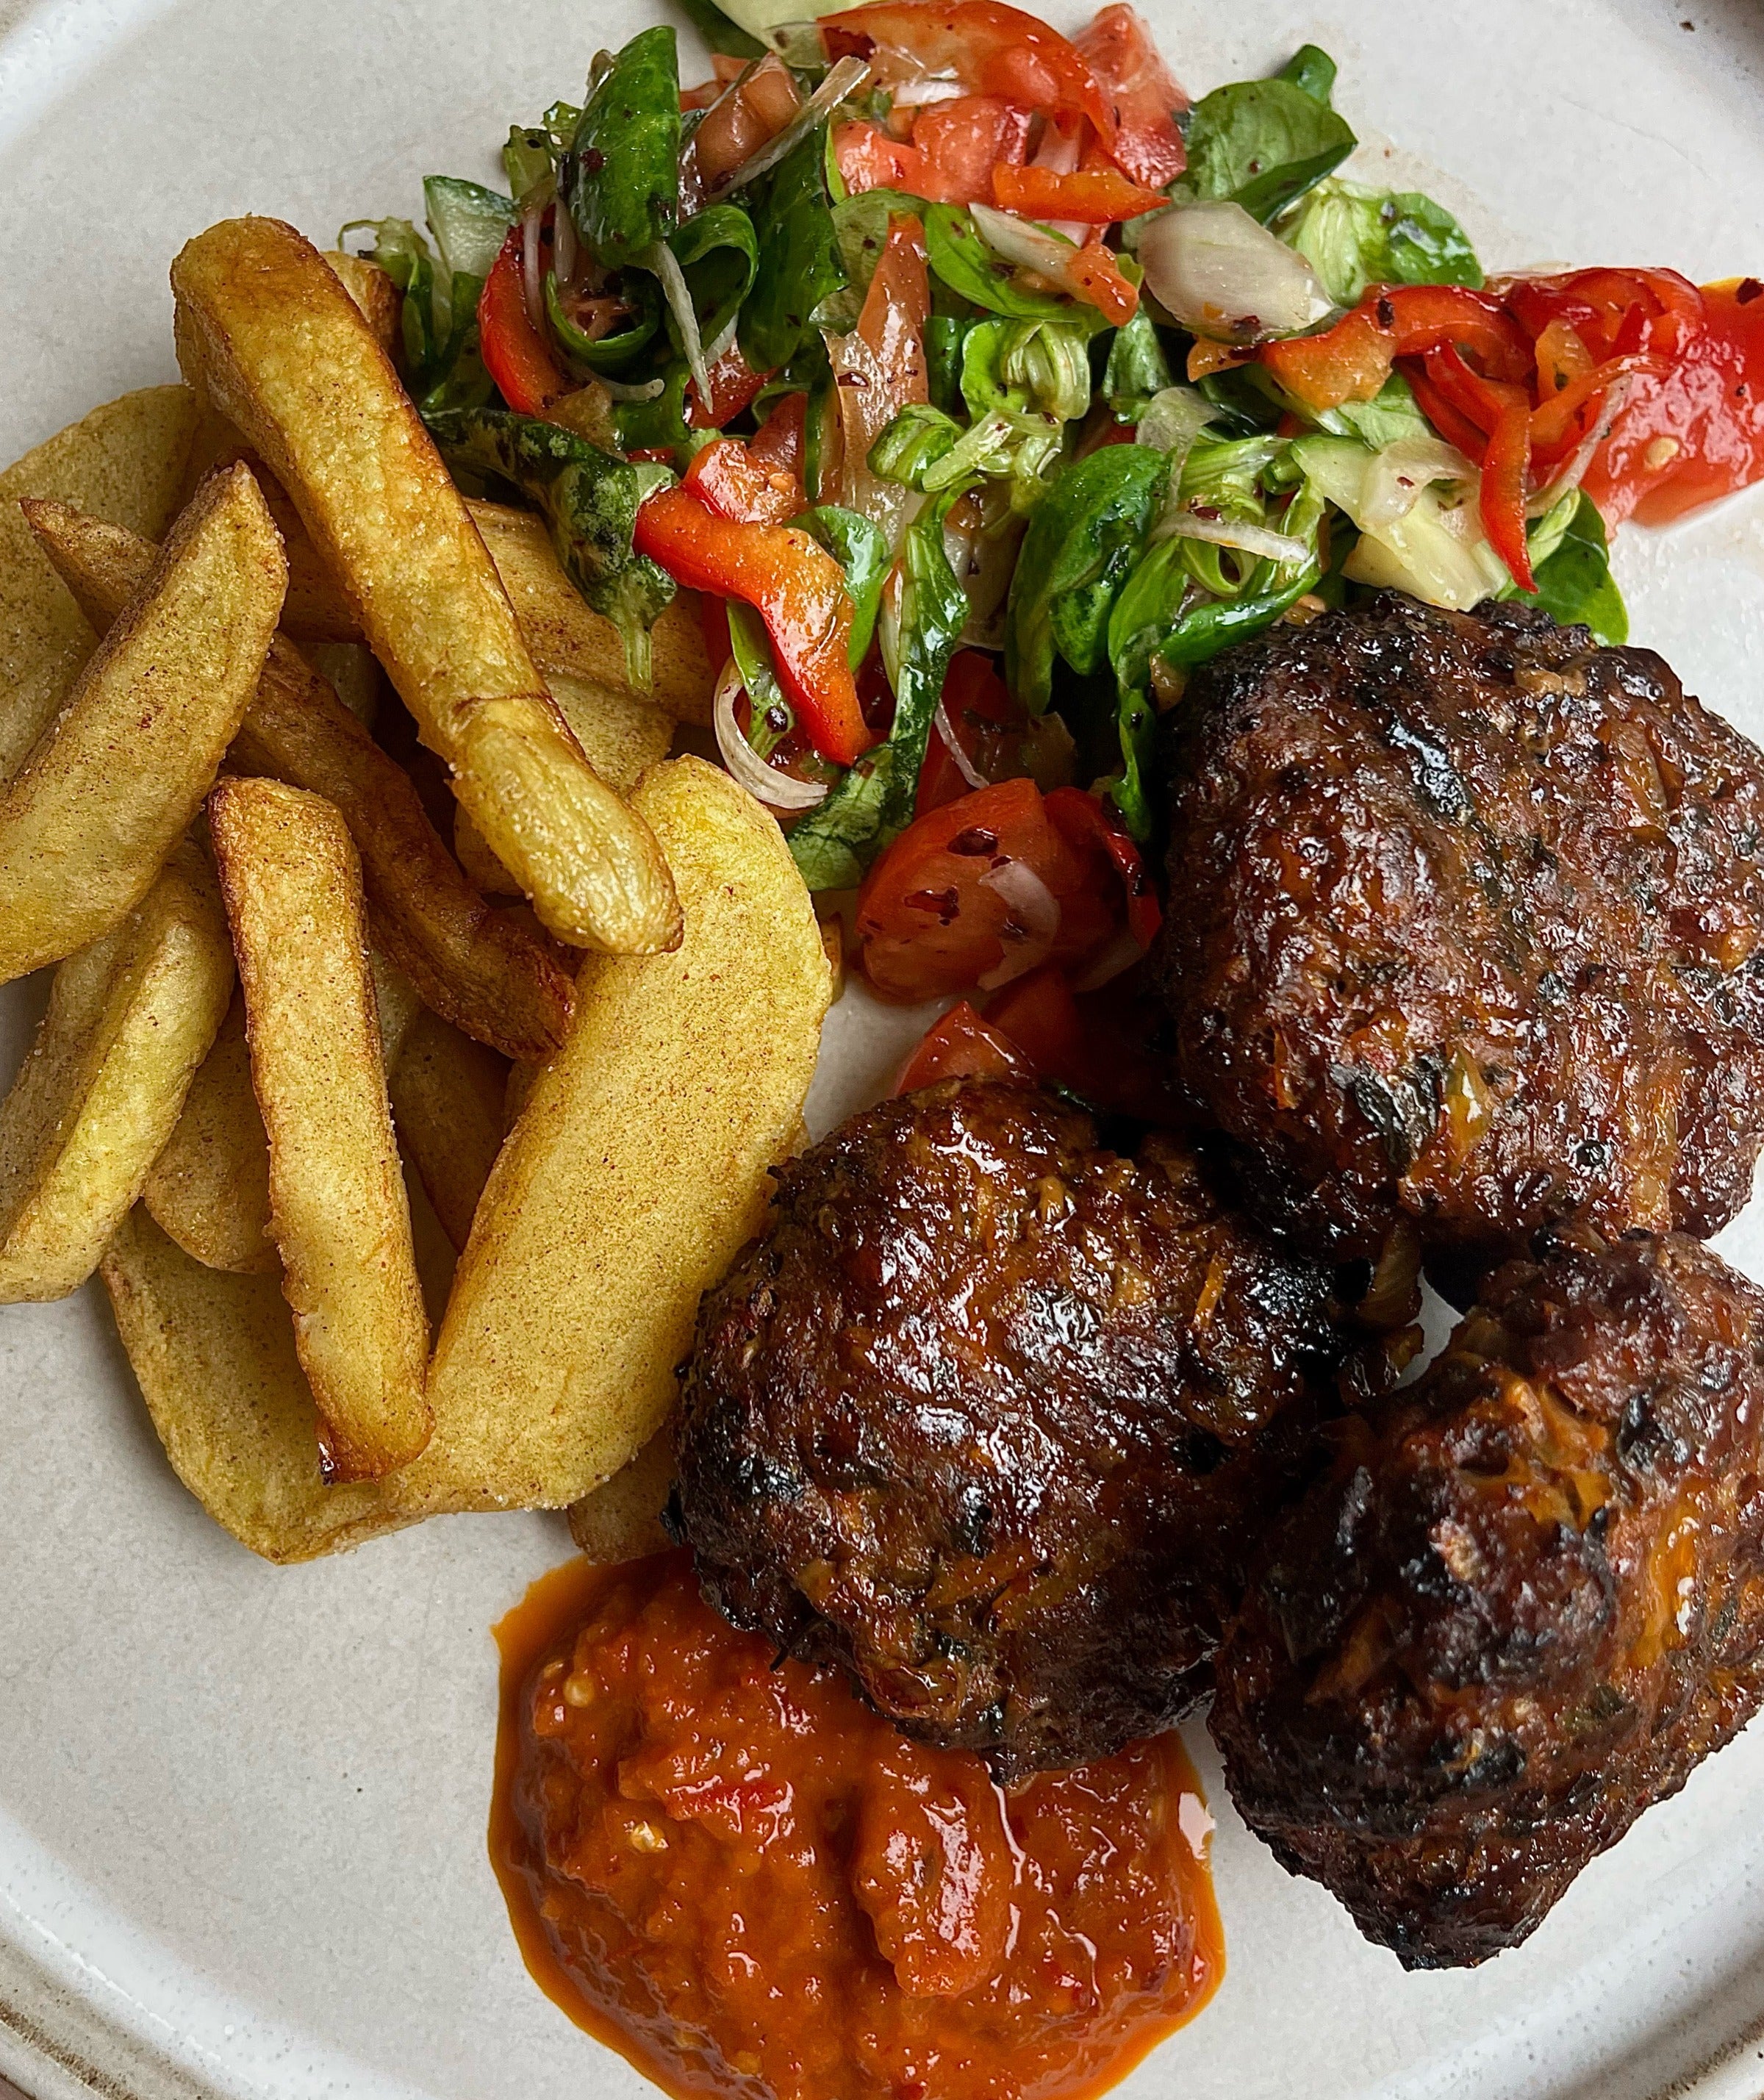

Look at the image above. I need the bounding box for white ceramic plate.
[5,2,1764,2096]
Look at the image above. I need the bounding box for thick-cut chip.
[101,1207,406,1563]
[387,1008,509,1252]
[567,1422,676,1564]
[25,498,576,1064]
[141,991,275,1274]
[323,251,401,358]
[0,845,234,1302]
[404,757,829,1513]
[545,668,676,793]
[171,216,681,956]
[144,951,425,1277]
[307,642,380,725]
[0,385,201,782]
[467,501,715,725]
[210,776,432,1481]
[0,465,284,985]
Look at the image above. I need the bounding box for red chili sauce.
[490,1550,1224,2100]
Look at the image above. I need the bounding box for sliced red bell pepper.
[1066,237,1139,326]
[992,160,1166,223]
[1404,368,1490,459]
[1480,400,1536,594]
[478,227,568,416]
[634,486,869,767]
[1261,284,1531,412]
[684,435,806,528]
[686,342,770,429]
[750,391,808,476]
[822,0,1116,146]
[1528,351,1669,459]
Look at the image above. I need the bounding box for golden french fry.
[179,408,363,644]
[0,465,284,985]
[171,216,681,956]
[0,386,201,783]
[25,498,576,1064]
[387,1008,509,1252]
[307,642,380,726]
[101,1207,406,1563]
[567,1422,676,1565]
[452,807,522,898]
[404,756,829,1513]
[141,991,275,1274]
[545,667,675,792]
[0,845,233,1302]
[467,501,714,725]
[323,251,400,359]
[143,950,425,1277]
[210,776,432,1482]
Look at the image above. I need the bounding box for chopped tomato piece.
[992,160,1165,223]
[634,487,868,765]
[687,342,770,429]
[894,1000,1035,1090]
[833,118,925,193]
[478,227,569,416]
[1263,284,1530,412]
[1043,786,1161,955]
[982,964,1087,1084]
[686,54,803,193]
[1074,4,1188,190]
[1478,400,1536,592]
[915,651,1019,815]
[684,435,806,527]
[822,0,1116,145]
[1262,306,1394,410]
[750,391,808,476]
[911,96,1030,204]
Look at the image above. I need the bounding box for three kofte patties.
[670,591,1764,1968]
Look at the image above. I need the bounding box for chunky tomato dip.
[491,1550,1223,2100]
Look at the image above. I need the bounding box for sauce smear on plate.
[491,1550,1224,2100]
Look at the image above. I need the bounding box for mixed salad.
[345,0,1764,1091]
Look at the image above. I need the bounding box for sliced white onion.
[552,202,578,295]
[890,74,965,106]
[596,372,666,402]
[1360,436,1479,531]
[520,201,546,334]
[713,54,871,198]
[1159,509,1313,567]
[1137,199,1331,343]
[969,201,1076,279]
[933,698,989,790]
[978,858,1061,990]
[646,237,713,418]
[1527,371,1641,516]
[713,656,829,811]
[1137,384,1219,456]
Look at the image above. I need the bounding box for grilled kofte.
[673,1080,1349,1781]
[1156,594,1764,1266]
[1211,1225,1764,1968]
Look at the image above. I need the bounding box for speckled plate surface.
[4,2,1764,2096]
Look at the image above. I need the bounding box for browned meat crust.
[1210,1226,1764,1968]
[1156,593,1764,1263]
[673,1080,1349,1780]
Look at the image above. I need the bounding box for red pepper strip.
[992,160,1166,223]
[1404,368,1490,459]
[687,342,770,429]
[1420,343,1528,439]
[1066,237,1139,325]
[684,436,807,528]
[1261,284,1532,412]
[634,487,869,767]
[478,228,568,415]
[1529,351,1669,459]
[822,0,1116,146]
[750,391,808,476]
[1480,401,1536,594]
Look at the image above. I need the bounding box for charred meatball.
[674,1081,1348,1780]
[1211,1225,1764,1968]
[1158,593,1764,1263]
